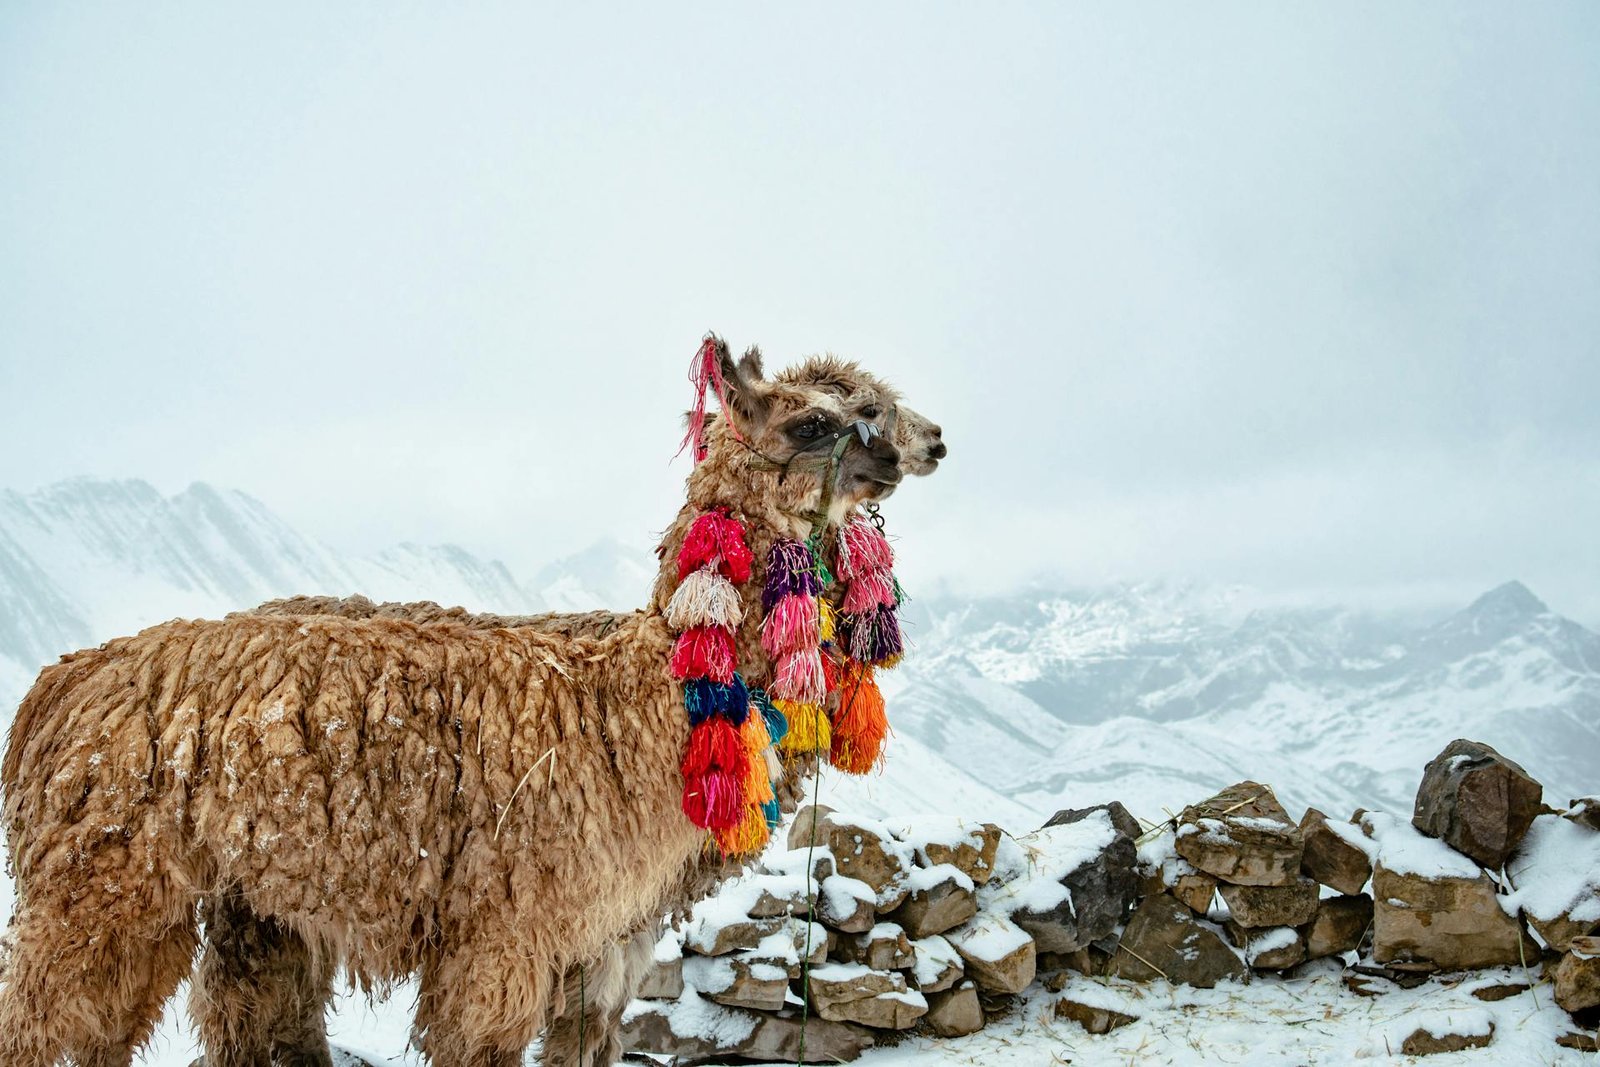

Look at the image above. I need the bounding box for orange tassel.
[830,664,889,774]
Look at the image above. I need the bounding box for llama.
[0,341,929,1067]
[219,372,946,1066]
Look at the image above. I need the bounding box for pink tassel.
[841,571,896,613]
[760,593,819,657]
[838,516,894,580]
[770,647,826,705]
[675,336,746,463]
[670,626,736,684]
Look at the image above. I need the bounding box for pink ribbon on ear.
[677,335,747,463]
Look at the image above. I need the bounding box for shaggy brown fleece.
[0,343,915,1067]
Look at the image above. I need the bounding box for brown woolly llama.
[0,341,928,1067]
[223,374,945,1066]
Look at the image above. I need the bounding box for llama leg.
[415,935,549,1067]
[0,905,198,1067]
[190,894,336,1067]
[539,932,656,1067]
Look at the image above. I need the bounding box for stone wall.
[623,738,1599,1061]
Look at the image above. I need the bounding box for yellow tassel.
[818,599,837,643]
[741,716,775,804]
[775,699,830,754]
[877,652,903,670]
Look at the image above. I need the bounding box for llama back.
[1,612,700,977]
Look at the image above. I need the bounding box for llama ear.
[718,342,770,431]
[738,346,766,383]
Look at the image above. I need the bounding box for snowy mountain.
[2,478,1595,834]
[880,579,1599,823]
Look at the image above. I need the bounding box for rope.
[796,760,823,1066]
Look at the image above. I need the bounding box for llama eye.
[861,405,882,420]
[794,421,824,440]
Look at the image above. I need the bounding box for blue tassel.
[684,676,749,726]
[752,687,788,744]
[761,799,781,829]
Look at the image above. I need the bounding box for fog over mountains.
[3,478,1595,832]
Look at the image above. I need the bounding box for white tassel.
[666,569,744,631]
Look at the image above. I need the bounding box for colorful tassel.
[680,717,749,780]
[666,568,744,631]
[841,570,896,613]
[841,603,904,667]
[683,769,747,830]
[771,647,826,705]
[760,592,819,657]
[713,805,772,854]
[671,625,736,684]
[761,539,823,612]
[818,599,837,643]
[776,699,831,754]
[831,664,889,774]
[752,687,788,744]
[837,515,894,579]
[683,675,750,726]
[678,510,754,583]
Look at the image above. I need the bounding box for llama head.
[698,342,906,522]
[891,404,946,478]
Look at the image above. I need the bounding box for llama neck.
[647,452,822,689]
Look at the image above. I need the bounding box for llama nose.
[928,440,948,460]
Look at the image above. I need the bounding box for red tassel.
[677,511,754,583]
[683,769,748,830]
[821,650,841,694]
[671,625,736,683]
[676,336,747,463]
[681,717,750,781]
[831,664,889,775]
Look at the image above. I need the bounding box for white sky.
[3,4,1597,618]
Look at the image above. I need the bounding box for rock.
[636,956,685,999]
[924,982,985,1037]
[832,923,916,972]
[1371,863,1534,971]
[1566,797,1600,832]
[1111,893,1247,988]
[683,914,790,956]
[887,865,977,938]
[1053,993,1139,1034]
[805,963,928,1029]
[1304,894,1373,959]
[1045,801,1142,841]
[684,954,791,1012]
[1299,808,1373,895]
[1413,738,1543,870]
[621,998,873,1063]
[1225,924,1306,970]
[1508,812,1600,952]
[1009,808,1141,953]
[1557,1030,1599,1052]
[818,875,877,934]
[908,935,964,993]
[945,914,1038,994]
[1469,981,1530,1002]
[1172,870,1219,915]
[1174,782,1303,887]
[790,807,910,895]
[1217,876,1320,928]
[1400,1021,1495,1056]
[1554,938,1600,1014]
[904,819,1005,886]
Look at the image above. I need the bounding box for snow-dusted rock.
[1299,807,1373,895]
[1111,893,1246,988]
[804,963,928,1029]
[944,913,1037,994]
[831,922,915,972]
[886,864,976,938]
[985,808,1138,954]
[1364,813,1532,971]
[1413,738,1544,870]
[1052,984,1139,1034]
[621,992,872,1063]
[894,815,1004,886]
[683,954,791,1012]
[1217,876,1319,928]
[1504,813,1600,951]
[908,934,964,993]
[1305,894,1373,959]
[1553,936,1600,1014]
[1398,1013,1496,1056]
[817,874,877,933]
[789,807,912,899]
[1227,923,1306,970]
[1175,782,1303,887]
[923,981,984,1037]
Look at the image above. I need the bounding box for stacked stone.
[623,737,1598,1060]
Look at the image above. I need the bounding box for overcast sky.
[3,4,1597,618]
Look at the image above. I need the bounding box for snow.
[1240,926,1298,965]
[620,988,758,1045]
[909,935,961,987]
[1360,811,1484,880]
[1504,814,1600,925]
